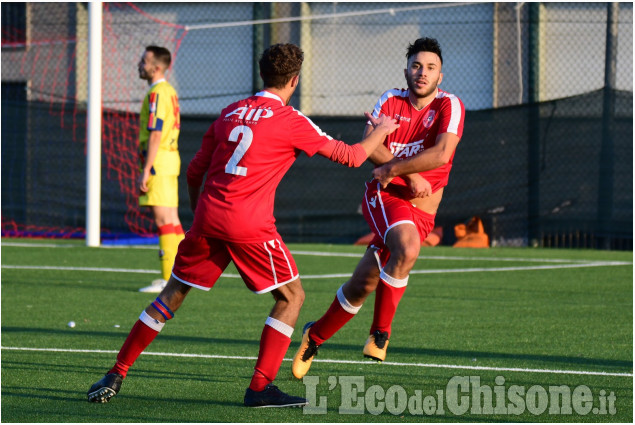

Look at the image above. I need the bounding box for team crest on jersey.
[390,139,424,158]
[369,196,377,208]
[423,110,435,128]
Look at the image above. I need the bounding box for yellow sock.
[158,224,177,281]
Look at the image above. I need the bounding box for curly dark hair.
[259,43,304,89]
[145,45,172,68]
[406,37,443,65]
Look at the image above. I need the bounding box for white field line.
[291,250,596,264]
[3,241,629,265]
[1,346,631,378]
[2,242,631,278]
[1,260,630,278]
[2,265,160,274]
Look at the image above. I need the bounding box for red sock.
[370,278,407,336]
[108,319,160,378]
[158,223,175,236]
[310,285,360,345]
[174,224,185,236]
[249,318,292,391]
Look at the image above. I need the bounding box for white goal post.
[86,1,102,247]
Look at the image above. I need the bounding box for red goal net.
[2,2,187,241]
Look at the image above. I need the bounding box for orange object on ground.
[453,216,489,248]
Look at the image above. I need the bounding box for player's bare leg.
[152,278,192,314]
[269,277,305,327]
[340,249,383,303]
[245,279,308,407]
[383,223,421,279]
[365,223,421,361]
[293,250,381,378]
[87,278,191,402]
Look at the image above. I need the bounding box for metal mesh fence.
[1,2,633,248]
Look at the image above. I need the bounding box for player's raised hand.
[365,111,380,128]
[365,112,399,135]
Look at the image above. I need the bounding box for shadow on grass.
[0,385,521,423]
[0,358,240,383]
[1,325,261,347]
[315,341,633,370]
[0,386,243,422]
[2,326,632,371]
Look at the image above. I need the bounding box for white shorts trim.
[171,272,212,291]
[263,238,296,287]
[372,247,382,269]
[384,220,416,243]
[172,265,299,295]
[364,183,383,240]
[254,273,300,295]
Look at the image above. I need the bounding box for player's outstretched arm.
[316,113,398,168]
[366,135,394,166]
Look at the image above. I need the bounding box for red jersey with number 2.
[371,88,465,193]
[187,91,336,243]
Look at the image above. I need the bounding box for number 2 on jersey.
[225,125,253,176]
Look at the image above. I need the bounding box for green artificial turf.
[1,239,632,422]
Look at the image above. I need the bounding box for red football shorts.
[172,231,299,294]
[362,179,436,266]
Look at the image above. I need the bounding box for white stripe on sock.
[337,285,361,314]
[379,270,409,288]
[265,316,294,338]
[139,310,165,332]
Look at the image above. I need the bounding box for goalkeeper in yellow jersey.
[136,45,184,293]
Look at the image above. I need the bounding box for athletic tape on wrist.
[379,269,409,288]
[337,285,361,314]
[139,310,165,332]
[151,297,174,321]
[265,316,294,338]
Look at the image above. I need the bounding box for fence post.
[598,2,618,249]
[527,2,541,247]
[252,3,268,93]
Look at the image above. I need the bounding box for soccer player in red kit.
[293,37,465,378]
[87,43,399,407]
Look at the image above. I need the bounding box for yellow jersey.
[139,80,181,176]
